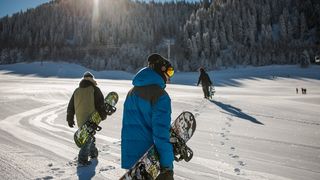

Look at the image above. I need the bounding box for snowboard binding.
[171,132,194,162]
[86,121,102,135]
[105,103,116,116]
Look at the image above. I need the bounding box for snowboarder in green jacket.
[66,71,107,165]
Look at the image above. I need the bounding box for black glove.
[66,114,75,128]
[156,167,174,180]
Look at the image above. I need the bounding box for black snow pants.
[202,85,210,98]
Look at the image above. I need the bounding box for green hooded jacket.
[67,79,107,128]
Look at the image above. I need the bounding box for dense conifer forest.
[0,0,319,71]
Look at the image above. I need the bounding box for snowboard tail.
[74,91,118,148]
[171,131,194,162]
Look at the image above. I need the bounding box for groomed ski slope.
[0,62,319,180]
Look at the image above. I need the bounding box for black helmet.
[147,53,174,81]
[83,71,94,78]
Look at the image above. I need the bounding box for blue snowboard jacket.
[121,67,174,170]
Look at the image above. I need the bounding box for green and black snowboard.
[120,111,196,180]
[74,91,118,148]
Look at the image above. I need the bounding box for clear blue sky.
[0,0,199,18]
[0,0,52,17]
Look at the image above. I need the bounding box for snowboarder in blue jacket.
[121,53,175,179]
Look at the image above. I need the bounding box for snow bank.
[1,62,319,87]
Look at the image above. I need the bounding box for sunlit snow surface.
[0,62,319,180]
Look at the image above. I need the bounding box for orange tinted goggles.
[166,67,174,77]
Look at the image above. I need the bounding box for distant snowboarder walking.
[301,88,307,94]
[66,71,107,166]
[197,67,213,99]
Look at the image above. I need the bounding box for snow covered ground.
[0,62,319,180]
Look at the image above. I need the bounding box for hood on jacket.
[79,79,95,88]
[132,67,165,89]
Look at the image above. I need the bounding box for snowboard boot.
[78,153,91,166]
[89,137,98,159]
[78,158,92,166]
[90,147,99,159]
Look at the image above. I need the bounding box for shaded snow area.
[0,62,319,180]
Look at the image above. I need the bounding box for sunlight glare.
[91,0,100,42]
[92,0,99,21]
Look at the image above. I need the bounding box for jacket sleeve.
[66,92,75,123]
[151,93,174,169]
[207,74,212,85]
[94,87,107,120]
[197,74,202,86]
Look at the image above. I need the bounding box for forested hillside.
[0,0,319,71]
[180,0,320,70]
[0,0,197,71]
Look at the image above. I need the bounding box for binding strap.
[171,131,194,162]
[105,103,117,115]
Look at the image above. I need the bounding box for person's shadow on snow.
[77,159,98,180]
[210,100,264,125]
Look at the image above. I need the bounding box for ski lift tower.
[315,55,320,64]
[166,39,175,61]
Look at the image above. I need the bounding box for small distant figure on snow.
[197,67,213,99]
[296,88,298,94]
[301,88,307,94]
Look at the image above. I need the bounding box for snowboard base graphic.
[120,111,196,180]
[74,91,118,148]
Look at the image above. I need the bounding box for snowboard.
[208,85,215,99]
[74,91,118,148]
[120,111,196,180]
